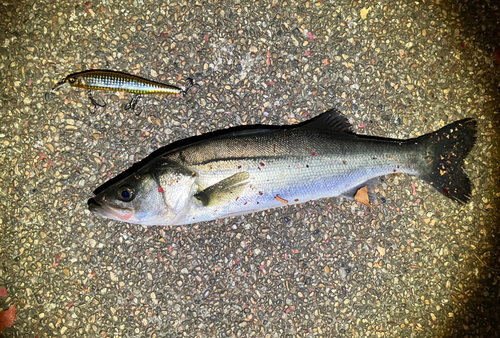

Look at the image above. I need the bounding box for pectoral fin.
[194,172,250,207]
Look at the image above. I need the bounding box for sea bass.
[88,110,477,226]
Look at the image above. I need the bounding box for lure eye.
[67,77,77,84]
[117,185,135,202]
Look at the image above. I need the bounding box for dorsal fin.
[300,109,353,133]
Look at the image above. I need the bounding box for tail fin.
[417,118,477,203]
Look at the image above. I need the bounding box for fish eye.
[67,77,77,84]
[117,185,135,202]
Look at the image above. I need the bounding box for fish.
[88,109,477,226]
[52,70,198,113]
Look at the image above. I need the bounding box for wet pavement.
[1,0,500,337]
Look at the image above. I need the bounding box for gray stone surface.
[0,0,499,337]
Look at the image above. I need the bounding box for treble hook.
[181,78,200,97]
[87,90,106,114]
[125,94,142,113]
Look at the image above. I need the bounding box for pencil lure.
[52,70,185,94]
[52,70,198,113]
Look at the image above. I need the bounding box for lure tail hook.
[181,78,200,97]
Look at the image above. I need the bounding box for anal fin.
[194,172,250,207]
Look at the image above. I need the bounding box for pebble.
[110,271,119,282]
[339,268,347,281]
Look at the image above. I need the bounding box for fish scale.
[169,130,423,224]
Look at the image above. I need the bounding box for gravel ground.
[1,0,500,337]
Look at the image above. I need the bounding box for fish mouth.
[52,78,68,92]
[87,198,101,214]
[87,197,134,221]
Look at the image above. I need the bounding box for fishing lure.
[52,70,198,114]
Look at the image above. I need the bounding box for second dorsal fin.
[299,109,353,133]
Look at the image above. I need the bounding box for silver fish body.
[88,110,476,226]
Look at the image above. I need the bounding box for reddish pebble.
[0,305,15,330]
[85,1,91,8]
[308,31,314,41]
[305,51,311,56]
[0,287,7,297]
[494,49,500,64]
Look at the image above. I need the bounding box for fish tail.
[417,118,477,203]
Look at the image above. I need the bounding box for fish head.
[52,75,85,91]
[67,75,86,88]
[88,159,198,225]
